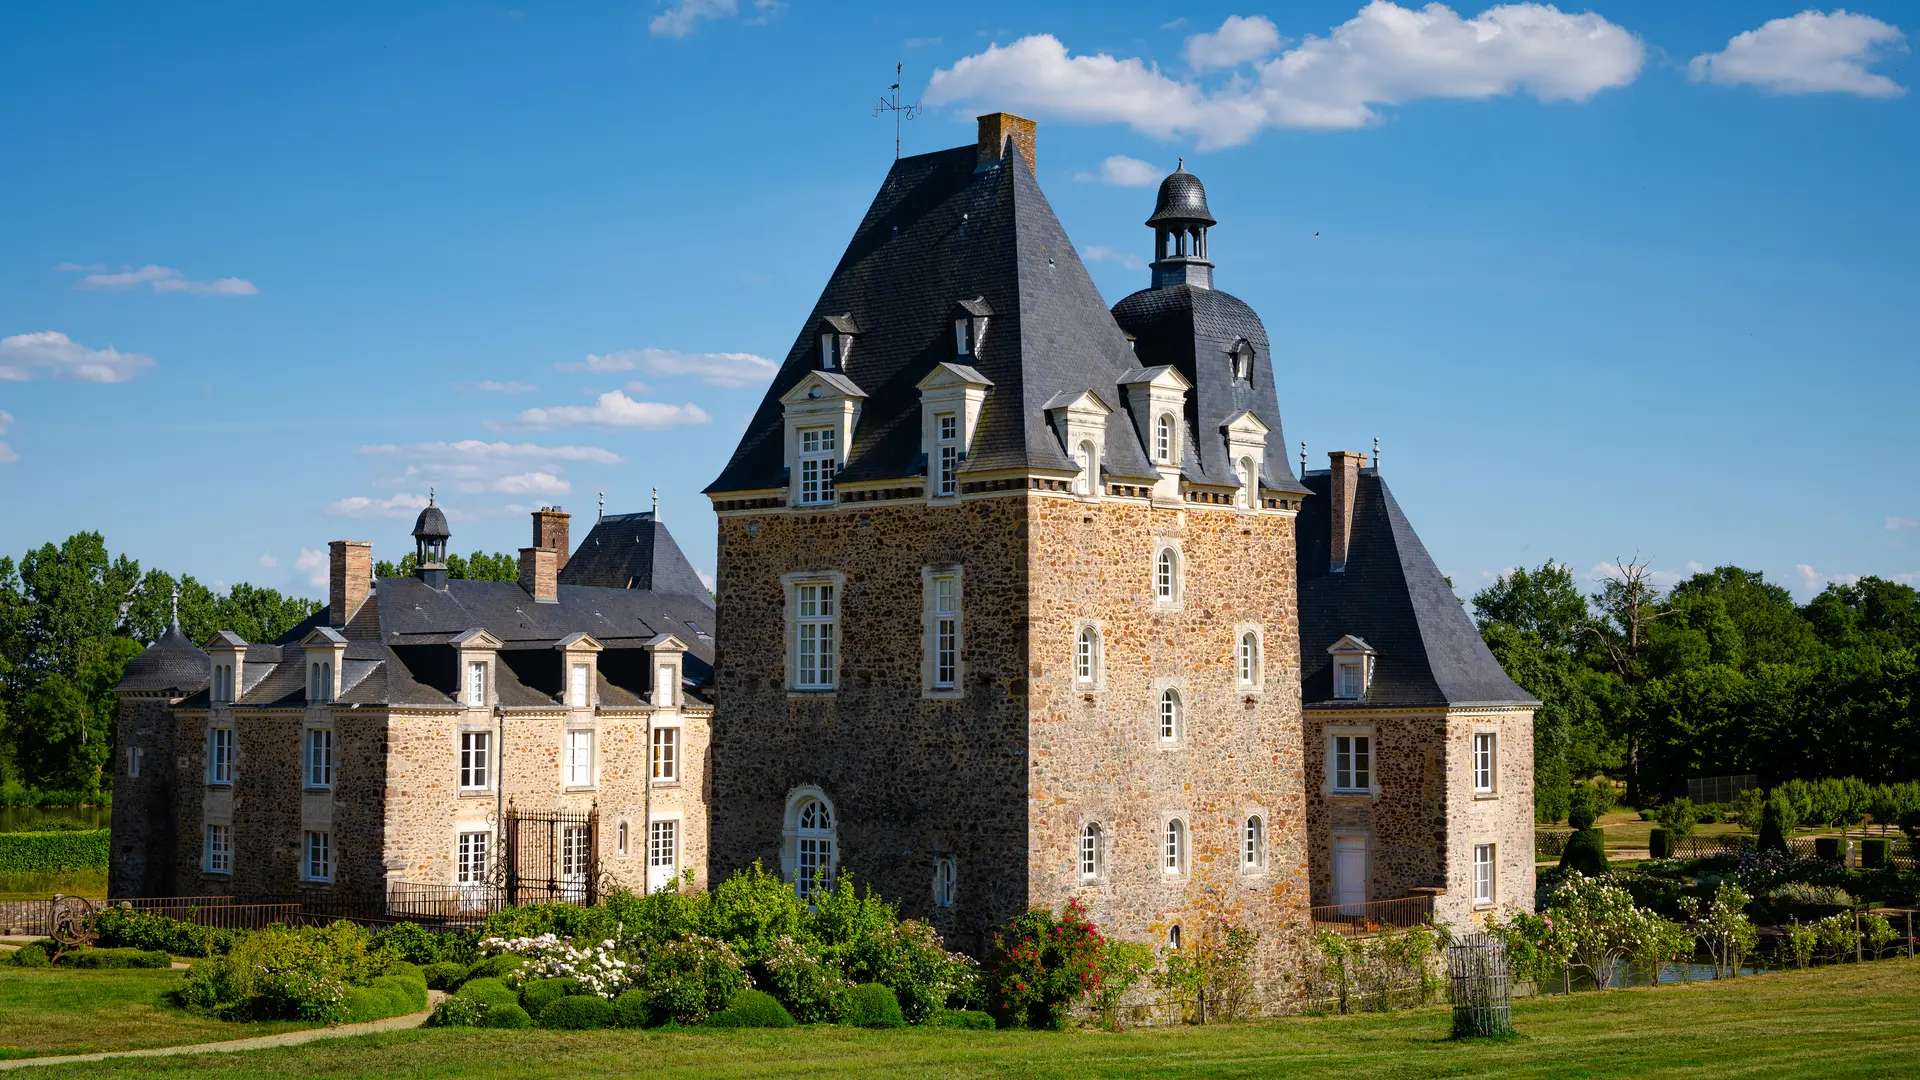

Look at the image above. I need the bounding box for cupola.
[412,491,451,589]
[1147,160,1215,291]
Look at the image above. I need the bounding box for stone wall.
[1301,708,1450,909]
[109,693,180,898]
[1437,707,1535,928]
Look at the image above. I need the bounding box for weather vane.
[873,62,922,160]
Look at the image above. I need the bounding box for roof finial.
[169,583,180,630]
[1373,436,1380,472]
[1299,441,1307,479]
[599,490,605,520]
[873,62,922,160]
[1177,156,1184,171]
[429,486,435,507]
[652,487,659,518]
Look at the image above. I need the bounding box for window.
[1473,733,1497,794]
[932,574,959,689]
[1243,815,1266,870]
[1231,339,1254,380]
[1163,818,1185,875]
[650,819,678,874]
[954,318,973,356]
[304,830,333,882]
[457,831,490,885]
[1237,456,1255,508]
[655,663,677,707]
[205,824,232,874]
[1473,843,1495,906]
[460,731,491,790]
[795,797,835,898]
[213,663,233,702]
[305,728,333,789]
[1154,413,1174,464]
[933,855,956,908]
[207,727,234,785]
[799,427,837,505]
[1154,548,1177,603]
[1335,659,1365,700]
[1238,631,1261,689]
[1074,625,1101,687]
[652,726,680,783]
[1080,822,1103,879]
[466,661,487,708]
[796,581,837,689]
[1334,735,1372,793]
[618,821,629,856]
[1168,924,1183,950]
[309,661,330,702]
[570,663,590,707]
[818,332,837,369]
[127,745,142,779]
[935,412,958,496]
[1074,440,1096,496]
[1158,689,1182,742]
[565,729,594,788]
[561,826,590,898]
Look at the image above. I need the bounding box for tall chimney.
[519,546,559,603]
[533,507,571,573]
[976,113,1036,176]
[1328,451,1366,572]
[328,540,373,626]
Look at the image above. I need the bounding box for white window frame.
[205,824,232,875]
[932,854,957,908]
[617,820,629,857]
[935,412,959,497]
[564,728,595,789]
[649,819,678,874]
[1154,412,1174,464]
[1073,622,1104,689]
[793,795,836,899]
[929,571,960,691]
[457,831,490,885]
[798,426,837,506]
[655,662,677,707]
[793,579,838,690]
[651,724,680,783]
[305,727,333,790]
[1473,732,1497,794]
[459,730,491,791]
[1163,817,1187,876]
[1334,658,1368,700]
[1243,815,1266,870]
[1332,733,1373,795]
[1074,440,1097,496]
[953,318,972,356]
[466,660,487,708]
[207,726,234,786]
[1237,626,1263,691]
[1473,843,1495,907]
[1236,455,1255,509]
[1158,688,1182,743]
[1080,822,1103,879]
[1153,545,1183,608]
[304,830,333,883]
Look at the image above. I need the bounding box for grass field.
[0,867,106,901]
[9,957,1918,1078]
[0,968,312,1059]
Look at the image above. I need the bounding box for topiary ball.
[424,961,468,991]
[1558,829,1610,876]
[927,1008,996,1030]
[539,994,613,1030]
[465,954,525,982]
[708,989,796,1029]
[456,977,521,1011]
[520,977,584,1017]
[611,989,652,1029]
[481,1002,533,1029]
[844,983,905,1029]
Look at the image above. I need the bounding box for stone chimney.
[1328,451,1367,572]
[519,546,559,603]
[533,507,571,573]
[977,113,1036,176]
[328,540,372,626]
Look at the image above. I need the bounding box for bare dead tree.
[1584,554,1671,803]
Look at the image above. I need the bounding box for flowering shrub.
[758,935,852,1023]
[176,921,376,1021]
[1542,872,1680,988]
[639,934,749,1025]
[863,920,980,1023]
[1307,923,1447,1014]
[478,933,632,999]
[1088,940,1155,1031]
[1690,884,1757,976]
[1488,909,1566,989]
[987,899,1105,1030]
[1154,916,1260,1023]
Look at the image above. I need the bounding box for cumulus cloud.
[0,410,16,465]
[1185,14,1284,71]
[1073,154,1163,186]
[325,493,431,519]
[517,391,712,430]
[650,0,776,37]
[0,331,155,383]
[1689,10,1907,98]
[295,548,329,590]
[1796,564,1862,595]
[559,347,778,388]
[258,554,279,568]
[357,440,620,496]
[1082,245,1147,271]
[474,380,538,394]
[60,262,258,296]
[1889,516,1920,531]
[926,3,1644,148]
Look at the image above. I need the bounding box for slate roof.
[559,511,715,602]
[1296,469,1537,709]
[706,140,1162,493]
[117,625,209,694]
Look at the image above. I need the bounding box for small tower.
[412,492,451,589]
[1147,160,1215,290]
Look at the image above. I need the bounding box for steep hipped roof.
[706,139,1159,493]
[117,625,210,694]
[559,511,713,602]
[1297,469,1537,709]
[374,577,714,662]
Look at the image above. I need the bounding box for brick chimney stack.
[519,547,559,603]
[1328,451,1367,572]
[977,113,1036,176]
[533,507,571,573]
[328,540,373,626]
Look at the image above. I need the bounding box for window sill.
[650,778,681,788]
[302,879,334,887]
[202,870,232,878]
[564,785,597,794]
[1328,789,1375,799]
[205,782,233,790]
[788,688,837,699]
[458,788,494,798]
[303,786,332,795]
[1473,791,1500,801]
[922,687,964,700]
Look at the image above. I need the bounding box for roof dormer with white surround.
[299,627,349,704]
[644,632,690,709]
[916,362,994,502]
[814,314,860,372]
[1118,365,1192,506]
[556,632,603,710]
[205,631,247,705]
[451,627,503,710]
[949,297,991,360]
[1327,635,1377,701]
[1044,389,1112,500]
[780,370,866,509]
[1221,409,1270,511]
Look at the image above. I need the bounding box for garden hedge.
[519,977,583,1017]
[61,947,170,969]
[0,829,110,873]
[845,983,905,1028]
[1814,837,1843,863]
[1862,838,1890,869]
[707,989,795,1028]
[928,1008,996,1030]
[538,994,612,1030]
[1649,827,1673,860]
[481,1002,532,1029]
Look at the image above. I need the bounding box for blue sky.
[1,2,1913,606]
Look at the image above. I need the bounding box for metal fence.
[502,803,600,907]
[1688,774,1760,805]
[1309,894,1435,937]
[0,898,54,936]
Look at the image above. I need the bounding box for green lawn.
[17,957,1920,1078]
[0,867,106,901]
[0,967,313,1058]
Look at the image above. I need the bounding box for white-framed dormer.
[205,631,248,706]
[299,626,348,704]
[780,370,866,509]
[949,297,991,361]
[1118,365,1192,506]
[1044,389,1112,501]
[556,632,603,710]
[1327,634,1377,702]
[644,632,689,710]
[813,313,860,372]
[916,362,994,503]
[1221,410,1270,512]
[452,627,503,710]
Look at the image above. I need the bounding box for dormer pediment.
[554,632,603,652]
[1327,634,1376,656]
[817,313,860,335]
[916,362,993,392]
[1117,365,1193,392]
[450,627,503,650]
[1042,388,1112,417]
[299,627,348,648]
[643,632,691,654]
[205,630,248,651]
[1221,409,1270,438]
[780,369,867,406]
[950,297,992,318]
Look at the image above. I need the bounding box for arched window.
[1237,456,1255,508]
[1168,923,1183,949]
[794,796,836,898]
[1238,631,1261,689]
[1080,822,1102,878]
[1243,815,1265,869]
[617,820,629,856]
[1159,689,1182,742]
[1231,339,1254,381]
[1163,818,1185,874]
[1074,625,1101,686]
[1154,548,1177,602]
[1154,413,1174,464]
[1074,441,1096,496]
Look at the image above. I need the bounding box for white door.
[1334,834,1368,915]
[560,826,591,902]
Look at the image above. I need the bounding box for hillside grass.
[16,956,1920,1078]
[0,967,313,1059]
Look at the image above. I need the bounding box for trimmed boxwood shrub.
[927,1008,995,1030]
[707,989,795,1028]
[423,961,468,991]
[456,976,520,1011]
[1862,837,1891,869]
[519,977,583,1017]
[91,908,239,957]
[372,970,428,1012]
[0,829,110,874]
[1814,836,1843,863]
[345,985,411,1024]
[62,947,171,969]
[8,944,49,968]
[1648,828,1674,860]
[611,990,651,1029]
[482,1002,533,1029]
[844,983,904,1029]
[1558,829,1609,876]
[464,954,525,982]
[427,995,486,1027]
[538,994,613,1030]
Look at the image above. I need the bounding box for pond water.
[0,805,111,833]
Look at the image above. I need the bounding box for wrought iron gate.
[501,800,600,907]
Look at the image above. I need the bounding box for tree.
[375,550,519,583]
[1587,556,1672,804]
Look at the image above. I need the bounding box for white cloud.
[492,471,569,496]
[258,554,279,568]
[474,380,538,394]
[1886,516,1919,531]
[696,568,717,593]
[1587,560,1687,591]
[356,440,620,496]
[1185,14,1284,71]
[517,390,712,430]
[325,493,430,519]
[0,410,15,465]
[1796,563,1862,594]
[1073,154,1163,186]
[1082,245,1147,271]
[650,0,735,38]
[926,3,1643,148]
[1689,10,1907,98]
[559,347,777,388]
[0,331,155,383]
[295,548,329,589]
[61,263,259,296]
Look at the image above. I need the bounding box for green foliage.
[927,1008,996,1030]
[987,899,1106,1030]
[90,907,237,957]
[1652,797,1699,839]
[707,988,796,1028]
[757,935,851,1024]
[481,901,618,944]
[844,982,905,1028]
[538,994,612,1030]
[638,935,748,1025]
[8,944,48,968]
[60,947,169,969]
[1764,883,1853,921]
[426,995,486,1027]
[374,966,428,1010]
[344,985,411,1023]
[1759,794,1792,853]
[482,1002,533,1029]
[519,976,584,1017]
[611,989,651,1029]
[423,961,467,991]
[1088,939,1155,1031]
[1153,917,1261,1023]
[1814,837,1843,863]
[463,954,525,984]
[1731,787,1768,832]
[455,977,520,1010]
[1559,829,1610,876]
[372,922,444,966]
[1862,838,1891,869]
[0,829,108,873]
[699,861,807,965]
[1648,827,1674,860]
[1862,913,1898,957]
[375,550,520,583]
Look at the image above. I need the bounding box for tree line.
[1473,560,1920,821]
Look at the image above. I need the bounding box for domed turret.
[1146,160,1214,290]
[412,490,450,574]
[1147,164,1215,228]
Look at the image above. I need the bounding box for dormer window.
[953,319,973,356]
[1074,440,1097,496]
[1231,339,1254,381]
[935,413,958,496]
[799,427,837,505]
[1335,660,1365,699]
[949,298,991,361]
[814,314,859,371]
[1154,413,1174,464]
[819,333,838,369]
[309,661,331,702]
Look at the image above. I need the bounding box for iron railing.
[1309,894,1435,936]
